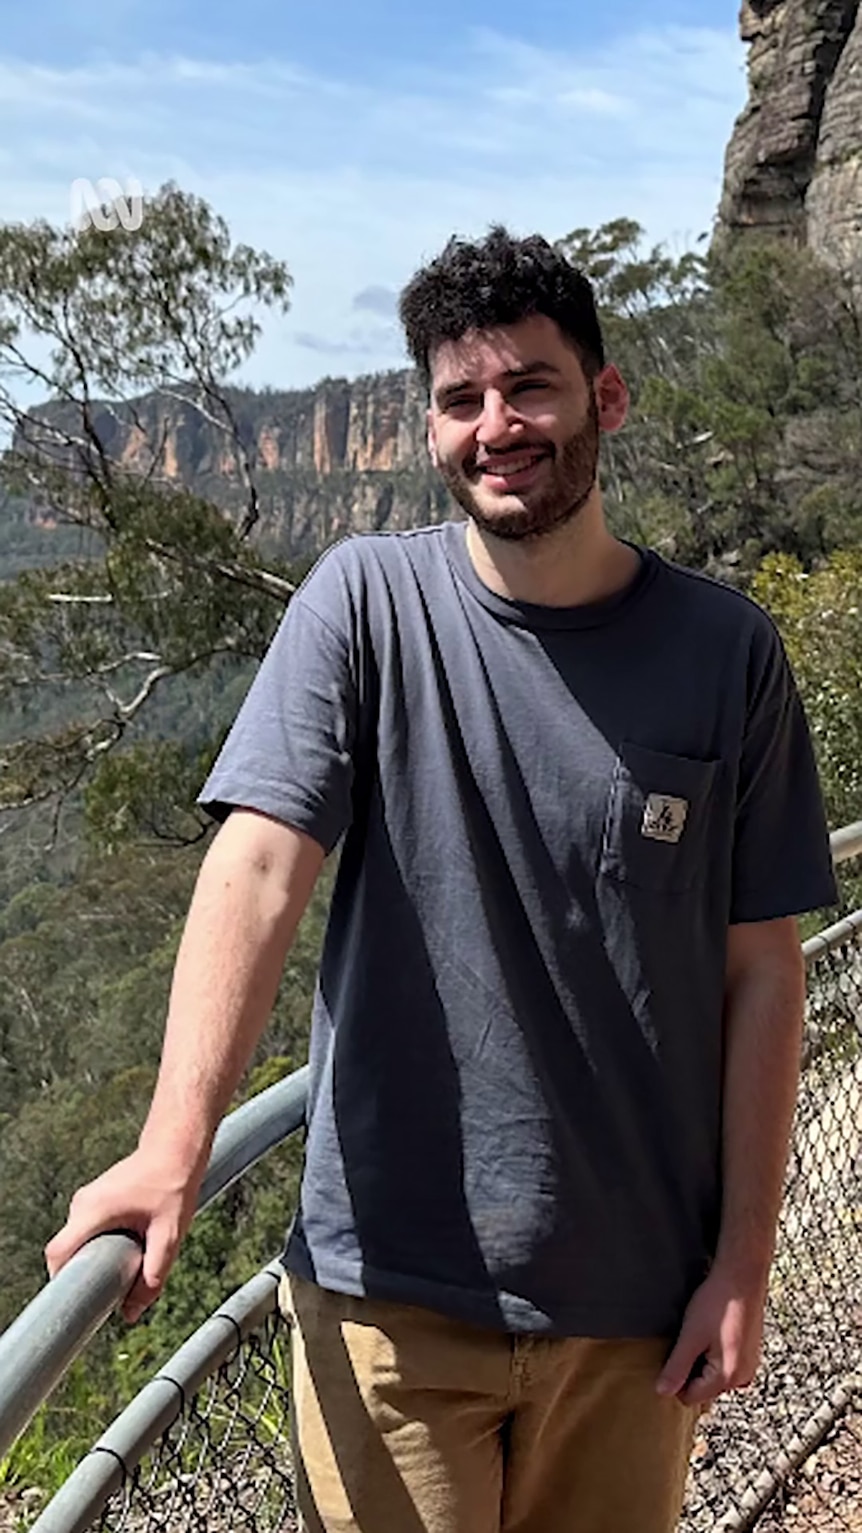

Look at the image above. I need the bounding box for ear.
[426,408,439,467]
[594,364,629,435]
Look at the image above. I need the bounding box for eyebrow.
[433,361,561,408]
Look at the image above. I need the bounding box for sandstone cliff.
[718,0,862,271]
[17,371,451,560]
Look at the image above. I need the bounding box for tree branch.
[143,538,294,600]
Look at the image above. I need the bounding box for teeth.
[481,455,541,475]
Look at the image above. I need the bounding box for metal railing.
[1,826,861,1531]
[27,1264,294,1533]
[0,1066,308,1460]
[829,819,862,867]
[687,910,862,1531]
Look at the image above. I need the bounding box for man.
[47,228,837,1533]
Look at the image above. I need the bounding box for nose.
[475,389,524,447]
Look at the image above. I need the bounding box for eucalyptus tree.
[0,184,295,841]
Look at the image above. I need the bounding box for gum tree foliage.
[753,551,862,835]
[0,844,332,1478]
[0,189,327,1487]
[0,183,295,841]
[0,1055,307,1502]
[557,220,862,572]
[0,777,325,1303]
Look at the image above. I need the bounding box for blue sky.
[0,0,747,391]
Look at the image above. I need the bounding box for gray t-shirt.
[199,522,837,1337]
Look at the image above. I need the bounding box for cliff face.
[106,372,429,481]
[805,11,862,268]
[20,371,453,559]
[718,0,862,270]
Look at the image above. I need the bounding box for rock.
[717,0,862,279]
[12,371,450,560]
[806,11,862,269]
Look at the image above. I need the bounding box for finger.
[44,1227,73,1279]
[44,1221,104,1278]
[119,1218,181,1322]
[682,1357,756,1405]
[46,1211,144,1278]
[679,1356,724,1407]
[121,1270,163,1325]
[656,1329,708,1397]
[120,1234,169,1323]
[141,1217,180,1295]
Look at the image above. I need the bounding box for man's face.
[427,314,622,543]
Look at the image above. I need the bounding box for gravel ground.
[0,1489,41,1533]
[680,1311,861,1531]
[757,1409,862,1531]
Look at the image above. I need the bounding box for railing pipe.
[802,906,862,965]
[198,1062,309,1207]
[0,1066,309,1460]
[0,1235,142,1463]
[28,1264,284,1533]
[831,820,862,865]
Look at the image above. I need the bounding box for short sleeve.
[730,627,838,923]
[197,591,357,857]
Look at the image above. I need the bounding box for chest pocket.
[600,741,720,895]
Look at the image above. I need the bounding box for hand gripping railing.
[1,820,860,1530]
[22,896,862,1533]
[0,1066,309,1460]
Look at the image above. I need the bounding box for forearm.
[657,920,808,1402]
[138,812,324,1178]
[715,922,806,1285]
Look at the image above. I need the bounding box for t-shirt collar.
[442,520,659,632]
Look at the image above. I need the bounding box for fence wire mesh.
[50,917,862,1533]
[681,920,862,1532]
[97,1309,296,1533]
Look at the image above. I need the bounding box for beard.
[437,394,600,543]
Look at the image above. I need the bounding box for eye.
[512,380,548,395]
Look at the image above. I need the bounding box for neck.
[465,490,641,607]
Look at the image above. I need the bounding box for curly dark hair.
[399,226,605,388]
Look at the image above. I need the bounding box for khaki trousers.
[281,1274,697,1533]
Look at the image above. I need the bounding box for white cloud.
[0,24,746,389]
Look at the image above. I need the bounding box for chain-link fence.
[28,914,862,1533]
[97,1309,295,1533]
[28,1267,296,1533]
[681,915,862,1532]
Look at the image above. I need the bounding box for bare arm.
[714,916,806,1282]
[657,916,806,1405]
[45,808,325,1320]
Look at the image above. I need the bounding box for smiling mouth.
[474,450,550,486]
